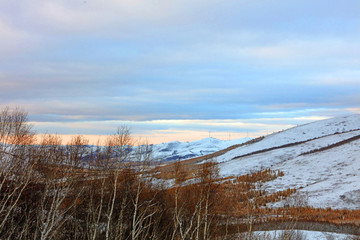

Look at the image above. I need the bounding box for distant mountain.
[79,137,252,165]
[151,137,252,162]
[210,115,360,209]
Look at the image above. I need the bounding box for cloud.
[31,117,297,144]
[33,111,359,144]
[5,0,218,37]
[312,70,360,86]
[30,116,325,136]
[1,0,360,142]
[0,19,40,58]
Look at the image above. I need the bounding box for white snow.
[213,115,360,209]
[151,137,251,162]
[250,230,358,240]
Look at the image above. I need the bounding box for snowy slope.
[151,137,251,162]
[214,115,360,209]
[251,230,358,240]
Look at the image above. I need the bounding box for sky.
[1,0,360,144]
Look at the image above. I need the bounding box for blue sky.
[1,0,360,143]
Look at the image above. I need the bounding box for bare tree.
[81,126,133,240]
[129,142,161,240]
[104,126,132,240]
[0,107,36,238]
[33,134,83,240]
[170,160,220,240]
[66,135,90,167]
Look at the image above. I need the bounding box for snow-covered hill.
[80,137,251,165]
[151,137,251,162]
[213,115,360,209]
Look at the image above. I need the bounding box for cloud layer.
[1,0,360,143]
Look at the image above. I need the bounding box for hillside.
[212,115,360,209]
[151,137,251,162]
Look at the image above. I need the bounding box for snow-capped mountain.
[211,115,360,209]
[151,137,251,162]
[80,137,251,165]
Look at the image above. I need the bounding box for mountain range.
[150,137,251,162]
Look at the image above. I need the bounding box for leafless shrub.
[284,192,309,208]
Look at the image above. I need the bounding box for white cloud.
[1,0,360,140]
[312,70,360,86]
[0,18,38,57]
[16,0,205,35]
[230,38,360,68]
